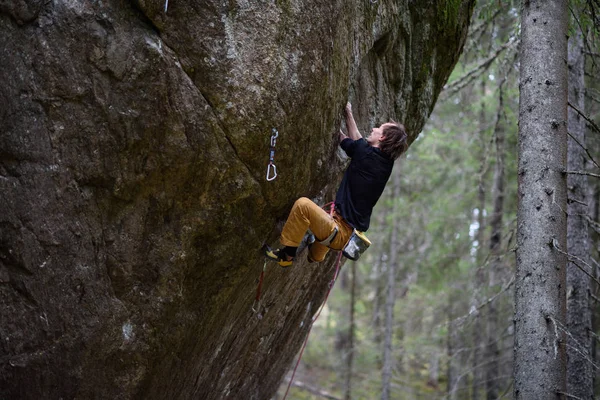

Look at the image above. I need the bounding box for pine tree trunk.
[566,27,592,400]
[514,1,568,399]
[471,307,483,400]
[472,78,488,400]
[381,168,401,400]
[486,78,506,400]
[373,205,389,364]
[589,165,599,393]
[591,188,600,394]
[446,296,460,400]
[344,261,357,400]
[335,269,350,356]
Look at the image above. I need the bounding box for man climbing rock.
[266,102,408,267]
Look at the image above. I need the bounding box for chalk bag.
[342,230,371,261]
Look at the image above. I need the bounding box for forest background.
[276,0,600,399]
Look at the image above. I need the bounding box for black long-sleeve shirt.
[335,138,394,232]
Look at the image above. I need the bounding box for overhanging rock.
[0,1,475,398]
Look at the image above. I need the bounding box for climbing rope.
[252,260,267,315]
[282,201,342,400]
[253,202,343,397]
[282,250,343,400]
[266,128,278,181]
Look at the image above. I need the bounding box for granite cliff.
[0,0,474,398]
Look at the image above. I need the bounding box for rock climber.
[265,102,409,267]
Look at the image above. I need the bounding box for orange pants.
[280,197,353,262]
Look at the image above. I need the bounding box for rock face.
[0,1,474,399]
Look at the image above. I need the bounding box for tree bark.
[566,27,593,400]
[446,301,460,400]
[373,193,391,364]
[486,78,506,400]
[344,261,357,400]
[472,77,487,400]
[381,167,401,400]
[514,1,568,399]
[335,270,350,354]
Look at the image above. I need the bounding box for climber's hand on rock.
[339,129,347,142]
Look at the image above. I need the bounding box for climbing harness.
[317,226,338,247]
[266,128,278,181]
[321,202,371,260]
[252,260,267,315]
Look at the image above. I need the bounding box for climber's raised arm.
[344,102,362,141]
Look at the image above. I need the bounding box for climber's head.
[368,122,408,160]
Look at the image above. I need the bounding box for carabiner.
[265,128,279,181]
[266,162,277,181]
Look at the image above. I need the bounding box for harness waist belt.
[319,226,338,247]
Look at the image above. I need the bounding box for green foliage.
[569,0,600,40]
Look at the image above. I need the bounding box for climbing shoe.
[264,246,294,268]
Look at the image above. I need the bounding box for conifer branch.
[591,330,600,344]
[445,275,515,327]
[557,390,586,399]
[464,7,504,53]
[288,380,341,400]
[584,215,600,235]
[585,88,600,105]
[552,241,600,286]
[565,170,600,178]
[569,3,598,70]
[585,0,600,31]
[566,131,600,169]
[548,315,600,372]
[568,101,600,135]
[442,37,517,97]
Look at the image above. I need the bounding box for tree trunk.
[381,167,401,400]
[373,194,391,364]
[486,78,507,400]
[344,261,357,400]
[566,27,593,400]
[472,77,488,400]
[446,302,460,400]
[514,1,568,399]
[335,269,350,354]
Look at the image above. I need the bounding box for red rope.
[256,268,265,302]
[323,201,335,216]
[282,250,344,400]
[253,261,267,313]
